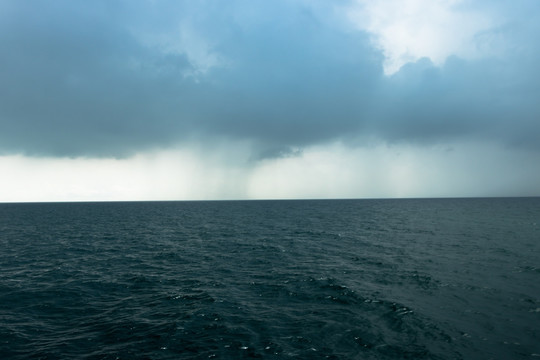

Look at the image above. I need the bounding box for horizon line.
[1,195,539,205]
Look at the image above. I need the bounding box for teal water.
[0,198,539,359]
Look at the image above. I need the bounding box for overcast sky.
[1,0,539,201]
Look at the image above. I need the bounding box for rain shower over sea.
[1,198,539,359]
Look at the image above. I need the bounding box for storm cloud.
[1,0,539,158]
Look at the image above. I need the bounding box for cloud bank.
[1,0,539,159]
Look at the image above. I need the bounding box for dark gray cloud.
[1,0,539,158]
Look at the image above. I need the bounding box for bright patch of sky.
[2,141,538,202]
[347,0,499,74]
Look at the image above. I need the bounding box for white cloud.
[347,0,497,74]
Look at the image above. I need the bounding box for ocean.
[0,198,538,359]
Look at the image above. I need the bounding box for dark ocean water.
[0,198,539,359]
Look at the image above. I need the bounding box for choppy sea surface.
[0,198,539,359]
